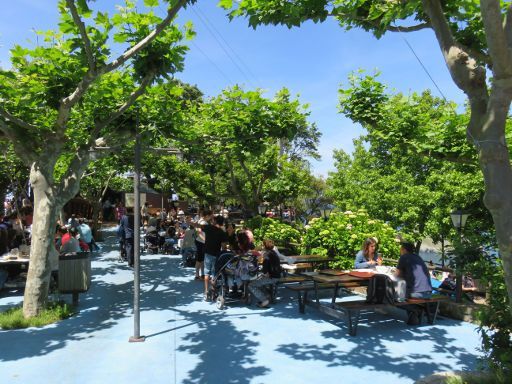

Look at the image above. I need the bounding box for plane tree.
[223,0,512,315]
[0,0,193,317]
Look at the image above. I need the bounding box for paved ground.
[0,228,483,384]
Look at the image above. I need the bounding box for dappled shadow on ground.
[0,228,481,383]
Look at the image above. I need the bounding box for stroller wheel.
[216,295,225,310]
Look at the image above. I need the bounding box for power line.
[191,6,256,89]
[190,40,234,86]
[156,2,235,88]
[395,27,498,148]
[396,26,448,103]
[193,5,260,87]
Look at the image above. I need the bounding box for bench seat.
[334,296,448,336]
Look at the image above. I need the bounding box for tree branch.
[56,147,93,200]
[0,107,38,131]
[92,71,156,139]
[56,0,187,132]
[421,0,488,100]
[481,0,512,79]
[386,23,431,33]
[0,116,37,164]
[225,155,245,206]
[417,150,478,166]
[238,156,256,190]
[66,0,96,72]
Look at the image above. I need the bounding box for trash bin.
[58,252,91,304]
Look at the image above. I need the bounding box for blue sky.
[0,0,467,177]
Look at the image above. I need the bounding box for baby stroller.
[208,252,258,310]
[144,226,160,254]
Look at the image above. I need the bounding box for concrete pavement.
[0,228,483,384]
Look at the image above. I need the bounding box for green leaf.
[144,0,159,7]
[218,0,233,9]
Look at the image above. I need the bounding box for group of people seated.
[354,236,481,321]
[0,201,33,290]
[354,237,434,324]
[55,214,99,254]
[117,207,192,267]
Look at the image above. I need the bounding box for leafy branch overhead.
[0,0,190,168]
[0,0,195,319]
[338,71,482,165]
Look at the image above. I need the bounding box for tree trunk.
[91,200,101,232]
[22,168,60,318]
[477,116,512,312]
[467,100,512,311]
[422,0,512,314]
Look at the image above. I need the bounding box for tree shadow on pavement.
[0,228,482,383]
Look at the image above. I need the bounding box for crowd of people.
[115,206,281,308]
[55,214,100,255]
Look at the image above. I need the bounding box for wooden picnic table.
[293,269,445,336]
[0,256,30,266]
[285,255,335,264]
[310,271,371,305]
[283,269,368,313]
[281,255,336,274]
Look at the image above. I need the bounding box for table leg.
[331,283,339,305]
[347,309,360,336]
[314,281,320,304]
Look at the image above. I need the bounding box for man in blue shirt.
[396,242,432,299]
[396,242,433,325]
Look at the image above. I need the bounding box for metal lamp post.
[128,113,182,343]
[319,204,334,221]
[257,203,266,216]
[450,209,470,303]
[129,114,144,343]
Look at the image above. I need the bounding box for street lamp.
[450,209,470,303]
[257,203,267,216]
[319,204,334,221]
[450,209,470,231]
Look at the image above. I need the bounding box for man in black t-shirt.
[203,215,228,300]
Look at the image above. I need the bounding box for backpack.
[366,274,396,304]
[266,250,282,278]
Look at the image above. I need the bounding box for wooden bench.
[334,296,448,336]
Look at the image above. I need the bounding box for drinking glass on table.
[377,253,383,266]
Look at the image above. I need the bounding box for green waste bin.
[58,252,91,303]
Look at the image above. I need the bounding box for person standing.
[102,199,113,222]
[141,202,149,227]
[115,201,126,224]
[119,208,135,267]
[180,224,196,266]
[202,215,228,300]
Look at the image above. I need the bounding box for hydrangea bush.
[301,209,404,269]
[246,217,302,246]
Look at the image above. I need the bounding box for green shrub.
[472,258,512,382]
[247,217,302,247]
[301,209,406,269]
